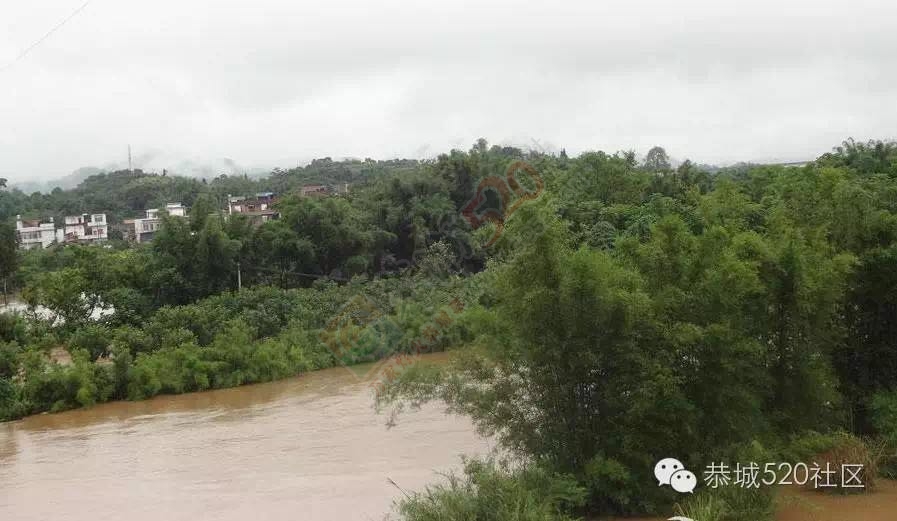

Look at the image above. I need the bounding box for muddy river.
[0,354,491,521]
[3,351,895,521]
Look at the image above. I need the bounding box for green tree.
[643,146,671,172]
[152,215,241,303]
[189,193,218,232]
[380,206,693,513]
[277,196,375,277]
[0,223,17,304]
[836,245,897,431]
[22,268,93,328]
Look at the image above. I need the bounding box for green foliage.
[126,320,332,400]
[8,139,897,520]
[17,348,113,414]
[0,341,20,379]
[68,324,112,361]
[782,431,881,492]
[380,138,897,518]
[398,459,586,521]
[675,485,774,521]
[870,391,897,442]
[0,222,17,291]
[22,267,93,328]
[152,215,242,303]
[836,245,897,432]
[643,145,672,172]
[675,491,730,521]
[275,196,377,277]
[0,377,24,421]
[817,138,897,176]
[0,313,28,345]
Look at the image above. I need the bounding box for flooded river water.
[0,354,492,521]
[5,351,894,521]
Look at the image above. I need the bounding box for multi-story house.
[15,215,58,250]
[227,192,279,226]
[62,213,108,243]
[132,208,162,244]
[165,202,187,217]
[300,185,331,197]
[130,203,188,243]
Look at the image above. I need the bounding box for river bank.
[602,480,897,521]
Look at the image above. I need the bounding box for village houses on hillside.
[14,183,349,250]
[63,213,109,243]
[123,203,187,243]
[15,216,59,250]
[227,192,280,226]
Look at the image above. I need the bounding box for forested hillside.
[2,138,897,521]
[0,156,421,224]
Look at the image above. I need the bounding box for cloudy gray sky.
[1,0,895,182]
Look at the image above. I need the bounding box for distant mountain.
[10,152,274,194]
[99,150,269,180]
[12,167,104,193]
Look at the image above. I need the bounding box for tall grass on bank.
[397,459,586,521]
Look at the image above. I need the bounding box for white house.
[166,203,187,217]
[131,203,187,243]
[15,215,58,250]
[132,209,162,243]
[63,213,108,243]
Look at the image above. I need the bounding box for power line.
[0,0,94,74]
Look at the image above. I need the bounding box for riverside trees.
[2,140,897,521]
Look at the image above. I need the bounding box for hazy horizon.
[2,0,895,182]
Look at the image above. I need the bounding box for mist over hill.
[8,152,276,194]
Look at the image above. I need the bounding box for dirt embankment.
[598,479,897,521]
[776,479,897,521]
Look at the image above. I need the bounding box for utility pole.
[236,262,242,291]
[128,144,133,173]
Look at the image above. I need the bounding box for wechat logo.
[655,458,697,493]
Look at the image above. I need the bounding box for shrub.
[397,459,586,521]
[0,313,29,344]
[16,348,114,413]
[69,324,112,361]
[582,455,653,515]
[869,391,897,441]
[785,431,879,493]
[0,341,21,379]
[0,377,24,421]
[675,485,774,521]
[717,441,777,521]
[110,326,153,355]
[869,391,897,478]
[675,492,729,521]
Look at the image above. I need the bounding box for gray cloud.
[1,0,896,182]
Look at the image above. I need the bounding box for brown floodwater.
[0,353,492,521]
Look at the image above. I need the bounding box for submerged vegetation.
[2,138,897,519]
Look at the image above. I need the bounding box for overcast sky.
[1,0,895,182]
